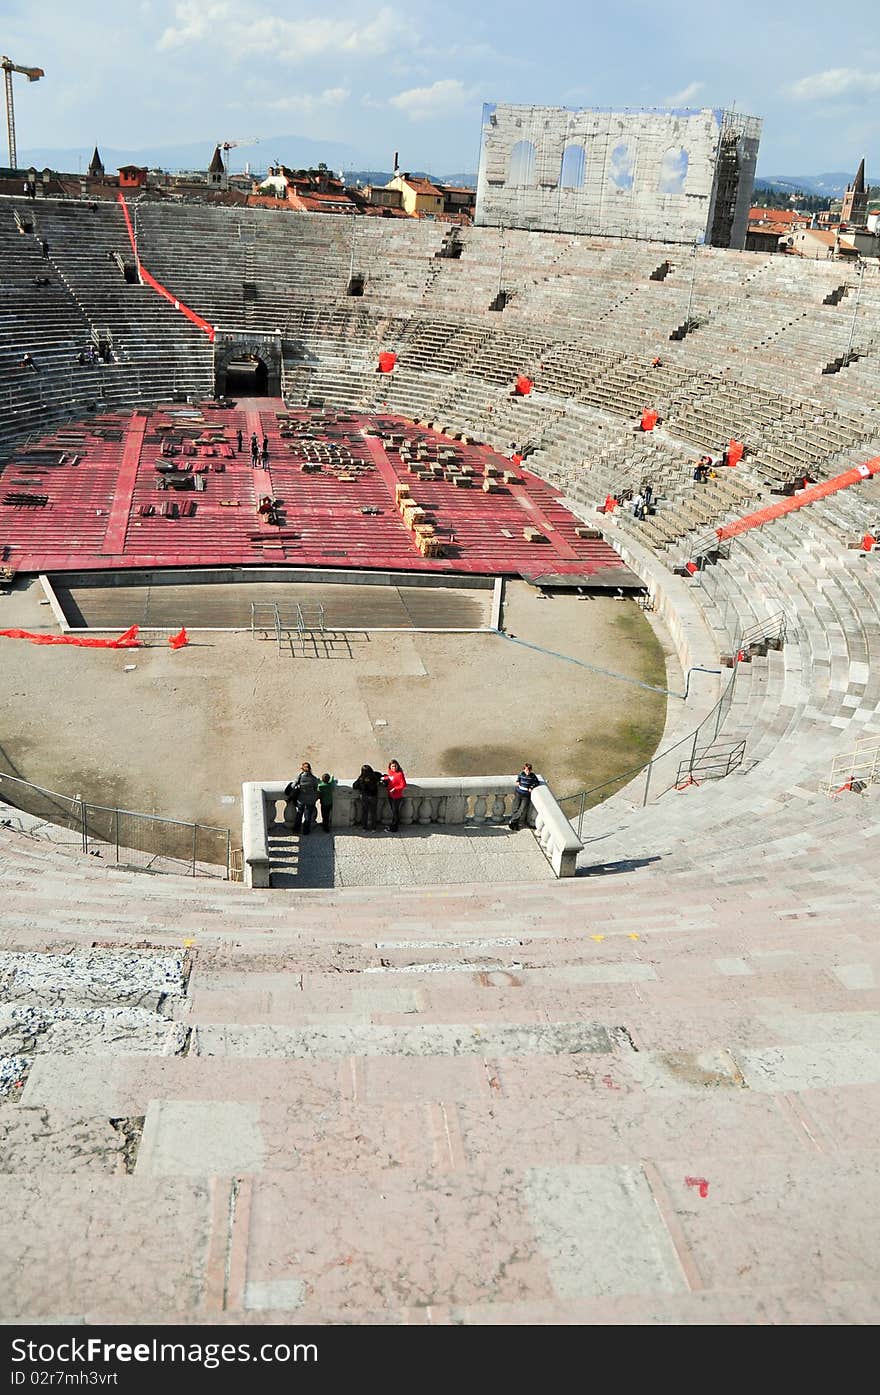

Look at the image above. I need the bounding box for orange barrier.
[716,458,880,542]
[117,195,215,343]
[726,440,744,467]
[514,375,533,396]
[0,625,140,648]
[640,409,658,432]
[378,351,397,373]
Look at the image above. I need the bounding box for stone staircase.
[2,780,880,1323]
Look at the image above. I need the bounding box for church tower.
[841,158,868,226]
[208,145,227,190]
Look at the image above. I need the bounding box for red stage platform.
[0,401,633,585]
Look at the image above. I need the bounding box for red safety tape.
[0,625,140,648]
[716,458,880,542]
[117,195,215,342]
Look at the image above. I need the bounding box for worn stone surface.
[138,1101,264,1177]
[0,950,186,1011]
[2,809,880,1323]
[0,1055,30,1099]
[0,1003,188,1057]
[0,1108,141,1175]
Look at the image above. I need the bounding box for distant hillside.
[344,170,476,188]
[755,172,856,198]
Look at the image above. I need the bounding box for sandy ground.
[0,579,670,830]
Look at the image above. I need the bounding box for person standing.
[286,761,319,835]
[250,433,259,466]
[261,434,269,465]
[382,760,407,833]
[353,764,380,830]
[317,772,337,833]
[508,763,539,831]
[236,427,243,454]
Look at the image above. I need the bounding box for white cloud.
[269,87,349,113]
[159,2,400,64]
[665,81,704,106]
[158,0,225,47]
[389,78,473,122]
[787,67,880,100]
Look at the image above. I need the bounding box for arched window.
[658,147,689,194]
[508,139,536,186]
[609,142,635,191]
[559,144,586,189]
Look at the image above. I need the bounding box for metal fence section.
[251,600,328,656]
[695,561,791,656]
[558,658,743,839]
[0,771,230,878]
[820,737,880,796]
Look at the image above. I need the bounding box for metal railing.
[558,657,743,839]
[251,600,328,656]
[820,737,880,796]
[0,771,231,878]
[739,609,787,651]
[690,554,793,653]
[251,601,284,653]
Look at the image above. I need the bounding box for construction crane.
[219,137,260,177]
[2,56,44,170]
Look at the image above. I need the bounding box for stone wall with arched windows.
[476,102,761,247]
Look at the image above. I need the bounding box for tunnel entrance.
[214,332,282,397]
[224,355,269,395]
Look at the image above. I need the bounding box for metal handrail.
[821,737,880,795]
[0,770,230,878]
[740,609,787,648]
[558,653,743,837]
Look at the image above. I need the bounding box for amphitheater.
[2,194,880,1325]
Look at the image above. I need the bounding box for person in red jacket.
[382,759,407,832]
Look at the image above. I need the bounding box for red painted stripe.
[116,194,215,342]
[102,413,147,553]
[362,431,408,497]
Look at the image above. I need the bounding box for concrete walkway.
[267,822,555,889]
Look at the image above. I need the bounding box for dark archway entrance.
[224,355,269,395]
[214,333,282,397]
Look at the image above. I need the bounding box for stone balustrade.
[241,775,583,887]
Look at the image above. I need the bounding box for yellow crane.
[2,55,44,170]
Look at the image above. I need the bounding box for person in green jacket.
[317,773,337,834]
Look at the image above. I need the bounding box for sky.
[3,0,880,175]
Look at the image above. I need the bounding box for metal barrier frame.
[558,653,743,838]
[0,771,231,878]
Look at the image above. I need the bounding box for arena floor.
[0,399,636,585]
[0,579,670,828]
